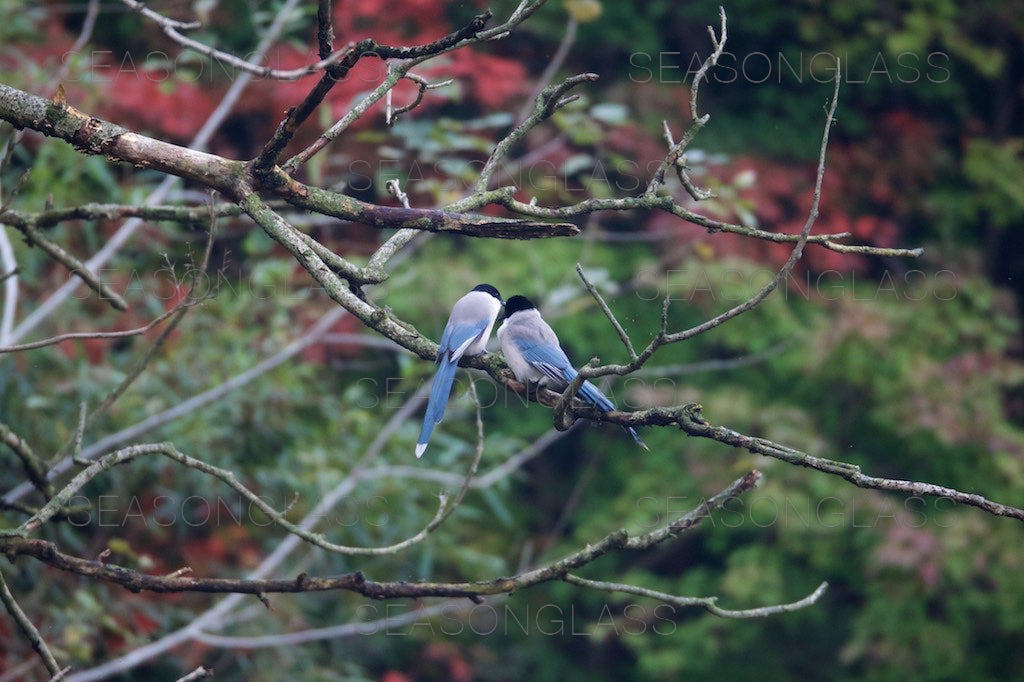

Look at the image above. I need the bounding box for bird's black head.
[472,283,502,303]
[502,294,536,319]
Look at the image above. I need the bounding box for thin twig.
[578,57,845,381]
[387,73,454,126]
[174,666,213,681]
[0,422,51,497]
[474,72,599,194]
[2,471,761,598]
[0,569,63,677]
[576,263,636,359]
[690,7,728,123]
[563,575,828,619]
[11,220,127,311]
[47,0,101,92]
[0,300,197,354]
[315,0,334,60]
[6,0,305,347]
[662,120,715,200]
[514,14,577,125]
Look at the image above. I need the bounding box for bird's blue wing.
[437,321,490,362]
[519,340,648,450]
[517,340,575,385]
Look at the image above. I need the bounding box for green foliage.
[2,1,1023,680]
[961,138,1024,229]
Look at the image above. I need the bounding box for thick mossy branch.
[0,85,576,240]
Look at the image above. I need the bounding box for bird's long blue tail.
[416,358,459,458]
[574,374,649,451]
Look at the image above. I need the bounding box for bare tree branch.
[6,219,127,310]
[575,56,845,381]
[5,0,305,346]
[544,398,1024,523]
[474,72,599,195]
[1,471,762,600]
[0,299,197,354]
[315,0,335,61]
[576,263,637,359]
[563,575,829,619]
[252,11,492,172]
[0,422,51,498]
[174,667,213,682]
[0,568,63,677]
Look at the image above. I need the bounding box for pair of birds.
[415,284,647,458]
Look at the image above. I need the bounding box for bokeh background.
[1,0,1023,679]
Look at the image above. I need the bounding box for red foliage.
[420,642,474,682]
[381,673,414,682]
[425,52,527,109]
[830,110,939,216]
[872,524,943,588]
[256,0,528,146]
[299,308,365,364]
[102,77,218,142]
[629,103,936,277]
[181,524,262,569]
[657,153,903,275]
[18,0,524,153]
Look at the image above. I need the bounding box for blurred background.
[1,0,1023,679]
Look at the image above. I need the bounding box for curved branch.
[251,12,492,170]
[576,57,845,381]
[0,298,198,354]
[0,84,575,240]
[544,398,1024,523]
[1,471,762,599]
[121,0,492,82]
[563,575,828,619]
[474,72,599,194]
